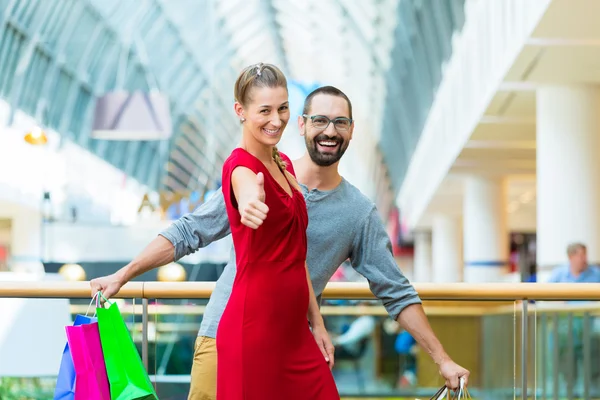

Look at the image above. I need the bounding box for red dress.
[216,148,339,400]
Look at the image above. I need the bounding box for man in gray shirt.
[91,86,469,398]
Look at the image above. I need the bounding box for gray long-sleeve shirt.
[160,178,421,339]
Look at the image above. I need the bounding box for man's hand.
[438,358,469,390]
[312,324,335,370]
[239,172,269,229]
[90,273,125,301]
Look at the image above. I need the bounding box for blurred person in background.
[383,318,418,388]
[548,243,600,283]
[333,314,377,357]
[331,302,378,392]
[91,84,469,399]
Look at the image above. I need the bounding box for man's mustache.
[313,134,342,144]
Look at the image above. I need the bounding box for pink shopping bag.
[65,322,111,400]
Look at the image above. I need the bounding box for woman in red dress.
[216,63,340,399]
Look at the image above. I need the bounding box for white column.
[432,214,462,282]
[537,85,600,281]
[463,176,508,282]
[10,210,44,273]
[413,231,432,282]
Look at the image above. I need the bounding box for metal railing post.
[143,297,149,371]
[541,313,547,400]
[522,300,528,400]
[552,313,559,400]
[567,314,574,400]
[583,312,591,400]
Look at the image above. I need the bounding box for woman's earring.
[240,117,246,123]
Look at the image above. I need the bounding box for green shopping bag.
[96,296,158,400]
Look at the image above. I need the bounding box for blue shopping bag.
[53,312,97,400]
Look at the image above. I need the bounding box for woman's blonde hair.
[234,62,288,171]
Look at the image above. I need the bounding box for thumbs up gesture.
[240,172,269,229]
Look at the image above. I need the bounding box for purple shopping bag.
[54,314,97,400]
[65,321,111,400]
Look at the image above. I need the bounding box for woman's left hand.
[311,324,335,370]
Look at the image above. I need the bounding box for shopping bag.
[54,314,97,399]
[66,322,111,400]
[97,299,158,400]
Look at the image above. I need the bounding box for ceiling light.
[157,262,187,282]
[24,126,48,145]
[58,263,86,282]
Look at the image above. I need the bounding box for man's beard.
[305,131,348,167]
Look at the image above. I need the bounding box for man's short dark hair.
[567,242,586,257]
[302,86,353,120]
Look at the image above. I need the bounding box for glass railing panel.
[4,284,600,400]
[142,298,522,399]
[478,301,520,400]
[147,297,207,398]
[534,301,600,400]
[418,300,520,400]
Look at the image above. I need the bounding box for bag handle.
[431,377,469,400]
[430,385,449,400]
[452,378,470,400]
[97,291,111,306]
[85,291,112,317]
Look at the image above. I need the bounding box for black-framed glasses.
[303,114,353,132]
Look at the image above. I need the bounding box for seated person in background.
[332,313,377,358]
[547,242,600,283]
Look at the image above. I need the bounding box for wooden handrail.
[0,281,144,298]
[1,281,600,300]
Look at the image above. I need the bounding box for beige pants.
[188,336,217,400]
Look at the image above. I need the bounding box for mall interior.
[2,0,600,399]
